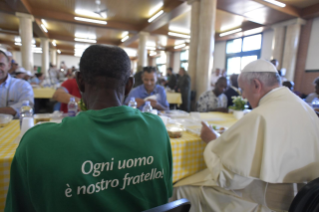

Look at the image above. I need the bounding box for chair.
[142,199,191,212]
[289,177,319,212]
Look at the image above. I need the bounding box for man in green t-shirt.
[5,45,173,212]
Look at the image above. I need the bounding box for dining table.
[0,112,237,211]
[32,87,56,99]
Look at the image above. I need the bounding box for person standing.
[165,67,177,90]
[210,68,221,89]
[177,68,191,112]
[224,74,241,107]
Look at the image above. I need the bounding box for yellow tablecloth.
[166,93,182,105]
[0,121,20,211]
[0,112,237,210]
[33,88,55,99]
[170,112,237,182]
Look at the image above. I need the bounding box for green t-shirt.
[5,106,173,212]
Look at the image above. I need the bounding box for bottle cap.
[70,97,75,102]
[145,101,150,105]
[22,100,29,106]
[130,97,135,101]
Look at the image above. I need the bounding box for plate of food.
[186,124,227,136]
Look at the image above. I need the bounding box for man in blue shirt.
[0,50,34,118]
[125,67,169,110]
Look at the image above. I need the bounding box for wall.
[173,51,181,73]
[305,17,319,71]
[12,51,81,70]
[260,29,274,60]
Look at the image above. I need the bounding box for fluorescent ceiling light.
[14,42,22,46]
[219,28,242,37]
[74,44,90,49]
[57,50,61,54]
[74,17,107,25]
[122,31,129,38]
[15,37,21,43]
[75,9,107,18]
[148,10,164,23]
[41,24,48,33]
[52,41,56,46]
[168,32,190,39]
[146,46,156,50]
[74,38,97,43]
[174,44,186,49]
[149,2,163,16]
[121,36,129,42]
[263,0,286,7]
[41,19,48,27]
[75,33,96,40]
[168,26,190,34]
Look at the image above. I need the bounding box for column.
[50,49,57,66]
[16,13,34,71]
[56,53,61,69]
[188,0,200,91]
[41,38,49,77]
[282,18,306,81]
[195,0,217,100]
[165,51,171,68]
[271,26,286,69]
[137,32,149,70]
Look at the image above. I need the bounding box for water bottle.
[128,97,137,109]
[20,100,33,128]
[312,98,319,112]
[68,97,78,117]
[142,101,153,113]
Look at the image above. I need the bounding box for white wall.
[213,41,226,71]
[306,17,319,70]
[59,55,80,69]
[260,29,274,60]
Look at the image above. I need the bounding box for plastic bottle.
[128,97,137,109]
[20,100,33,128]
[68,97,78,117]
[312,98,319,112]
[142,101,153,113]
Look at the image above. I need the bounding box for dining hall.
[0,0,319,211]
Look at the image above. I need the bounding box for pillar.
[137,32,149,70]
[56,53,61,69]
[41,38,49,77]
[188,0,200,91]
[282,19,306,81]
[16,12,34,71]
[271,26,286,69]
[50,49,57,66]
[195,0,216,100]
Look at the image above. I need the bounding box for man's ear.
[125,77,134,96]
[253,79,262,92]
[76,72,85,93]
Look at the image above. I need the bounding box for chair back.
[142,199,191,212]
[289,177,319,212]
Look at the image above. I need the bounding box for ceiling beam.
[122,2,191,47]
[251,0,301,17]
[48,34,118,46]
[301,3,319,19]
[31,9,140,33]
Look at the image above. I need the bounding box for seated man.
[52,77,81,113]
[125,66,169,110]
[174,60,319,212]
[282,80,295,91]
[0,51,34,118]
[224,74,240,107]
[14,67,27,79]
[305,77,319,104]
[197,77,228,112]
[5,45,173,211]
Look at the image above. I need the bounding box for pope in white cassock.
[173,59,319,212]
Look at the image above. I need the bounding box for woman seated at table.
[30,73,45,86]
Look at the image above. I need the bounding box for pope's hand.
[200,121,218,144]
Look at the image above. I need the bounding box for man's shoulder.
[155,84,165,91]
[11,78,31,88]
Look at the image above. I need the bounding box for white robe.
[174,87,319,212]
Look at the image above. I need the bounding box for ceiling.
[0,0,319,57]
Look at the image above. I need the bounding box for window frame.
[225,33,263,75]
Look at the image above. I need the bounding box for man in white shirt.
[174,60,319,212]
[210,68,221,89]
[197,77,228,112]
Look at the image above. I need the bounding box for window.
[156,51,167,75]
[226,34,262,75]
[180,50,189,71]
